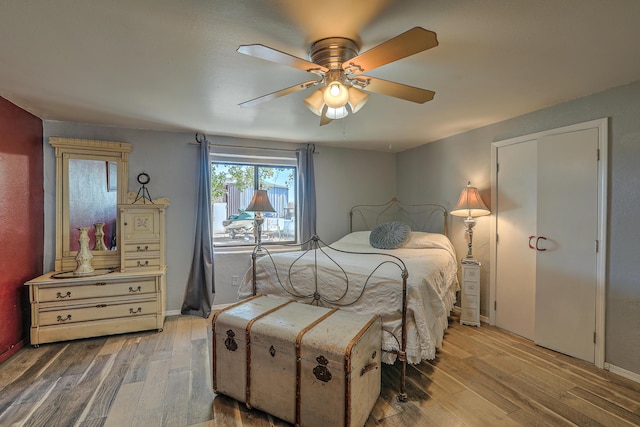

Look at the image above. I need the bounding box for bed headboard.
[349,198,448,236]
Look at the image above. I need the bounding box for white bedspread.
[238,231,459,364]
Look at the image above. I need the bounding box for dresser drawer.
[461,307,478,321]
[462,293,479,308]
[124,241,160,254]
[462,280,479,295]
[37,279,157,302]
[39,299,158,326]
[123,257,160,269]
[462,266,480,281]
[124,250,161,261]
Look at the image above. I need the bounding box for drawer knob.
[57,314,72,322]
[137,261,149,267]
[95,282,107,286]
[136,245,149,252]
[129,286,142,293]
[96,304,107,308]
[129,307,142,314]
[56,291,71,299]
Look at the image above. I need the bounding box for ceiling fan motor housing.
[309,37,359,71]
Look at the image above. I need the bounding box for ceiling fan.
[237,27,438,126]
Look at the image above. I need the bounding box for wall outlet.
[231,275,239,287]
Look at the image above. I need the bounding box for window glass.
[212,161,297,247]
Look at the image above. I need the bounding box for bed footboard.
[250,235,410,402]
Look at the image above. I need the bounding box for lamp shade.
[450,182,490,217]
[348,86,369,113]
[325,105,349,119]
[304,87,325,116]
[245,189,275,213]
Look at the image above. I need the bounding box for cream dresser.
[26,137,170,346]
[27,201,169,346]
[26,269,166,346]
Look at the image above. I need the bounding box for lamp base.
[253,217,264,248]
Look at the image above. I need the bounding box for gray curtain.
[181,133,215,318]
[296,144,316,248]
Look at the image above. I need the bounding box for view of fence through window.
[211,162,297,246]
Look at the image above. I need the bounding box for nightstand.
[460,260,481,327]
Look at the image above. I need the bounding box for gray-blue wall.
[42,122,396,312]
[396,80,640,377]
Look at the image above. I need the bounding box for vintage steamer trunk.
[212,294,290,402]
[212,294,381,427]
[299,308,382,427]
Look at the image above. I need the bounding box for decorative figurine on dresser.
[25,137,169,347]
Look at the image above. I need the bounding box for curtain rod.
[187,134,317,153]
[187,141,309,153]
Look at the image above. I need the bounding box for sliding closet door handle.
[536,236,548,251]
[528,236,536,249]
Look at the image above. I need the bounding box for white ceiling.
[2,0,640,152]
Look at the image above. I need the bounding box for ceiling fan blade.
[354,76,435,104]
[343,27,438,74]
[238,44,329,74]
[319,105,333,126]
[239,80,320,108]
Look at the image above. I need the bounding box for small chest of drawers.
[460,261,481,327]
[119,202,168,272]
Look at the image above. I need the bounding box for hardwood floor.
[1,313,639,426]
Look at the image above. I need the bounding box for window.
[211,156,297,247]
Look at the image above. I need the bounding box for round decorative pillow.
[369,221,411,249]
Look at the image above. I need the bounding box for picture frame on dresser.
[25,137,168,347]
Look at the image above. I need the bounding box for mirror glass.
[51,137,131,272]
[67,159,118,252]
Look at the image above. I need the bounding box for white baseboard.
[165,309,181,316]
[605,363,640,384]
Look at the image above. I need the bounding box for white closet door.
[495,140,537,339]
[534,128,599,363]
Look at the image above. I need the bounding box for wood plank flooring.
[1,313,639,426]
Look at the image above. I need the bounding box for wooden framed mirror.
[49,137,132,271]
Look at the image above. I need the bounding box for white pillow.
[333,231,371,246]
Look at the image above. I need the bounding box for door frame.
[489,118,608,368]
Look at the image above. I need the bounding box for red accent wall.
[0,97,43,363]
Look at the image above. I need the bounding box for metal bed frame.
[250,199,448,402]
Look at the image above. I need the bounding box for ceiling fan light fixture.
[237,27,438,126]
[304,88,325,116]
[323,81,349,108]
[347,87,369,114]
[325,106,349,120]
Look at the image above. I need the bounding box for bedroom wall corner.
[0,96,44,364]
[395,132,493,313]
[43,122,199,316]
[395,79,640,379]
